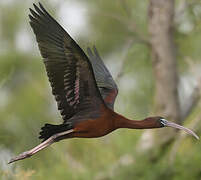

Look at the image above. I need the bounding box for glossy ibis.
[9,3,199,164]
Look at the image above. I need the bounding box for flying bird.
[9,3,199,164]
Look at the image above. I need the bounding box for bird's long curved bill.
[165,121,199,140]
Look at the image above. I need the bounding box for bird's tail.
[39,123,73,141]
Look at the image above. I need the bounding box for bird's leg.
[8,129,74,164]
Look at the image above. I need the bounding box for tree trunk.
[138,0,181,151]
[148,0,180,145]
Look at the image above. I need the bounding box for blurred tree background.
[0,0,201,179]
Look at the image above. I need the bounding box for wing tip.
[28,14,34,21]
[93,45,100,57]
[33,3,38,10]
[39,2,45,10]
[87,47,93,57]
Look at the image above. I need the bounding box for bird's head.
[153,116,199,139]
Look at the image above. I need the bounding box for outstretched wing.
[87,47,118,110]
[29,3,105,124]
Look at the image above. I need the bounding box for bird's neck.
[114,113,159,130]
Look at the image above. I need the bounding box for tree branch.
[115,38,134,82]
[119,0,132,17]
[99,12,150,46]
[181,57,201,120]
[181,86,201,120]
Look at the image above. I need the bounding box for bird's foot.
[8,151,32,164]
[8,129,74,164]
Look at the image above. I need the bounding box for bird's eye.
[160,118,168,127]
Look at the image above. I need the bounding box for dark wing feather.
[29,3,105,124]
[87,46,118,110]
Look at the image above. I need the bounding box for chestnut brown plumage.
[8,3,199,164]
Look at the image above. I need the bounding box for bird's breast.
[72,113,115,138]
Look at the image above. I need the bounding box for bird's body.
[66,108,163,139]
[71,106,115,138]
[9,3,198,164]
